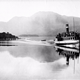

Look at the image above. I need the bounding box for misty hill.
[0,11,80,36]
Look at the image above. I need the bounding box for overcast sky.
[0,0,80,22]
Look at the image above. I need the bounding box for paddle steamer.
[55,24,80,48]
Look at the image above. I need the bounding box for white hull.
[55,40,79,44]
[62,44,79,48]
[55,46,79,53]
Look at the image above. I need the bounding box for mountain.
[0,11,80,36]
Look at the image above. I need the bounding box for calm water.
[0,37,80,80]
[0,40,60,62]
[0,37,79,63]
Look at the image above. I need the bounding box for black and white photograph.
[0,0,80,80]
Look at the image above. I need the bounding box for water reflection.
[0,39,80,79]
[0,41,60,63]
[0,41,16,46]
[55,44,80,65]
[1,40,80,66]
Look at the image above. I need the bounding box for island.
[0,32,19,41]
